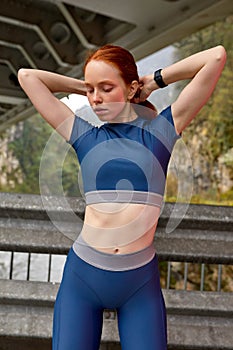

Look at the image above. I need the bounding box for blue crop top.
[68,105,180,207]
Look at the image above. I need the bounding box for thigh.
[53,257,103,350]
[117,273,167,350]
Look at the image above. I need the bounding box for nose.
[92,89,102,104]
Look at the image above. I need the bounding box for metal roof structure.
[0,0,231,133]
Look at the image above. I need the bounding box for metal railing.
[1,251,231,293]
[166,260,227,292]
[0,192,232,292]
[0,193,233,350]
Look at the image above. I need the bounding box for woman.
[18,44,226,350]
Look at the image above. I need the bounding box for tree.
[8,114,81,196]
[173,15,233,200]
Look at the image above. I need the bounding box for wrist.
[73,79,86,96]
[147,73,158,93]
[154,69,168,88]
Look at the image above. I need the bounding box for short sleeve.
[67,115,95,146]
[150,105,181,149]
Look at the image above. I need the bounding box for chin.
[98,114,118,122]
[97,115,111,122]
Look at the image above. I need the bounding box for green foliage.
[7,115,51,194]
[220,188,233,202]
[4,114,81,196]
[175,15,233,152]
[174,15,233,197]
[62,148,81,197]
[176,16,233,147]
[1,16,232,202]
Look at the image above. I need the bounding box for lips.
[93,107,108,115]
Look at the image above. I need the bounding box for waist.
[85,190,163,207]
[83,202,160,250]
[73,235,156,271]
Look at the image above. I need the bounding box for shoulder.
[148,105,181,146]
[67,115,97,146]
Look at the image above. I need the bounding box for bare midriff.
[81,202,160,254]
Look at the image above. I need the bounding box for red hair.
[84,44,157,119]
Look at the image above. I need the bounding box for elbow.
[18,69,34,90]
[18,68,26,78]
[215,45,227,64]
[18,68,31,84]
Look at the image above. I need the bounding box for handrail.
[0,193,232,264]
[0,192,232,350]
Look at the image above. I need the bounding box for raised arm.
[139,45,227,134]
[18,69,87,140]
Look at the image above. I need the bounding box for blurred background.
[0,1,232,292]
[0,15,232,205]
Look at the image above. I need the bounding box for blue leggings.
[53,247,167,350]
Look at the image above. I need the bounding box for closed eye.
[103,86,113,93]
[85,82,115,94]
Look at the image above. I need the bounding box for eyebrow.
[85,80,115,87]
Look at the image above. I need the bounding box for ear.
[127,80,139,100]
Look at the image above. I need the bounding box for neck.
[111,102,138,123]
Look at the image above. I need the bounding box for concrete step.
[0,279,232,350]
[168,314,233,350]
[0,193,232,231]
[0,217,73,254]
[0,217,232,263]
[155,227,233,264]
[0,279,58,307]
[1,279,232,316]
[0,193,232,264]
[0,280,118,350]
[0,194,232,349]
[1,307,232,350]
[0,192,85,221]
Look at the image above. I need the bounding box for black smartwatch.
[154,69,168,88]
